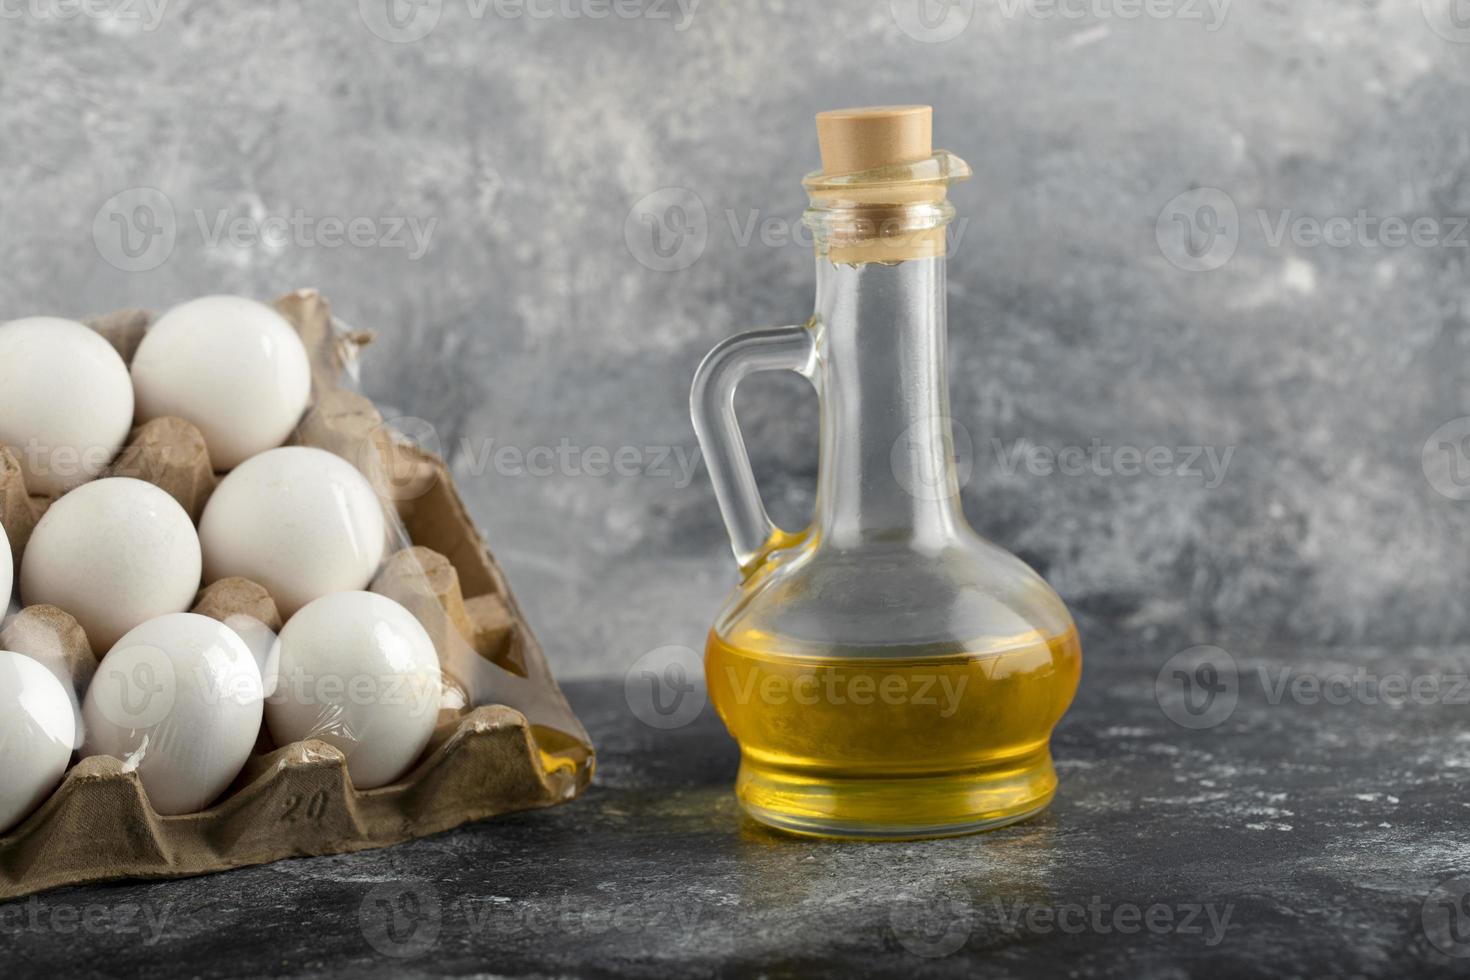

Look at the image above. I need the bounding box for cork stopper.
[816,105,933,176]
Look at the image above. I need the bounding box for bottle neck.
[811,257,965,550]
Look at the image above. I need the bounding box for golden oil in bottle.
[706,626,1081,838]
[691,106,1082,838]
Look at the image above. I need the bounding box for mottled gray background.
[2,0,1469,680]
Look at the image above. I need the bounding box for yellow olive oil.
[705,626,1081,838]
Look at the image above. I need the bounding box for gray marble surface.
[6,635,1469,979]
[1,2,1468,682]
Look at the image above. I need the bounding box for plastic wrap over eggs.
[21,478,203,652]
[200,447,387,618]
[266,591,442,790]
[0,650,77,833]
[130,295,313,471]
[0,316,134,495]
[82,613,263,816]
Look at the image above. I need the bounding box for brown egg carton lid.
[0,289,593,900]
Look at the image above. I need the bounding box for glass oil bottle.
[691,106,1081,839]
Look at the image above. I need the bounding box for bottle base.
[735,748,1058,841]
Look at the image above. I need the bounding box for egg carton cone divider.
[0,289,594,900]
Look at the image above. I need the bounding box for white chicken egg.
[130,296,313,471]
[265,591,441,790]
[82,613,263,816]
[20,478,202,652]
[199,447,387,618]
[0,316,134,495]
[0,650,76,833]
[223,613,278,697]
[0,520,12,611]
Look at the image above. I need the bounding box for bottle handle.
[691,324,817,571]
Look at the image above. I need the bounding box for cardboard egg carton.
[0,290,593,900]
